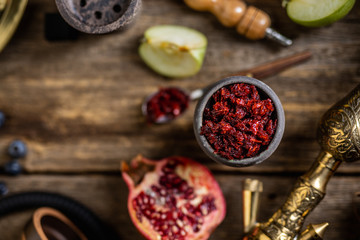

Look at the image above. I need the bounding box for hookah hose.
[0,191,120,240]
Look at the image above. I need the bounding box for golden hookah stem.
[183,0,292,46]
[317,84,360,163]
[245,152,341,240]
[262,152,340,239]
[244,84,360,240]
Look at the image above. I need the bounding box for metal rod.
[265,28,293,47]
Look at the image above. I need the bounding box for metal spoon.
[142,50,312,124]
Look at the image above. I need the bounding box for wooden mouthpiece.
[184,0,292,46]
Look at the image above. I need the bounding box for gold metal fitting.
[0,0,7,11]
[0,0,27,53]
[299,223,329,240]
[243,84,360,240]
[243,178,263,234]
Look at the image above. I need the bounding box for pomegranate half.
[122,155,226,240]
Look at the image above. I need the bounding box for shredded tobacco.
[200,83,277,160]
[146,88,189,123]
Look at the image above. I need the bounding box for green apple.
[139,25,207,78]
[285,0,355,27]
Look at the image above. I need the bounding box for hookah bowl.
[193,76,285,168]
[243,84,360,240]
[55,0,141,34]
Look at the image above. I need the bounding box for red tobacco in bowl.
[145,87,189,124]
[200,83,277,160]
[194,76,285,167]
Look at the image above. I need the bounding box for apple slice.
[285,0,355,27]
[139,25,207,78]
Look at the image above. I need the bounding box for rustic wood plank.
[0,1,359,176]
[0,174,359,239]
[0,0,359,239]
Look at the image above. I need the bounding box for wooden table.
[0,0,359,239]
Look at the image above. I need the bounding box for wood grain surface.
[0,0,359,239]
[0,175,359,240]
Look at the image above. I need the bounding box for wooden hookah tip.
[184,0,292,46]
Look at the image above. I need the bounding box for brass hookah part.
[0,0,7,11]
[243,84,360,240]
[298,223,329,240]
[183,0,292,46]
[243,179,263,234]
[0,0,27,53]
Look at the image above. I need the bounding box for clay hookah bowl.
[55,0,141,34]
[193,75,285,167]
[243,84,360,240]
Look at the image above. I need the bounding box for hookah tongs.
[242,83,360,240]
[183,0,292,46]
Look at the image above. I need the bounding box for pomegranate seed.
[200,206,208,216]
[176,219,184,228]
[172,225,179,233]
[160,188,167,196]
[151,185,160,192]
[184,188,194,199]
[193,225,201,233]
[172,176,182,185]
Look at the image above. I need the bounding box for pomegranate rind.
[122,155,226,240]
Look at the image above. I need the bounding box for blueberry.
[8,140,27,158]
[0,111,5,128]
[0,181,8,196]
[3,159,22,175]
